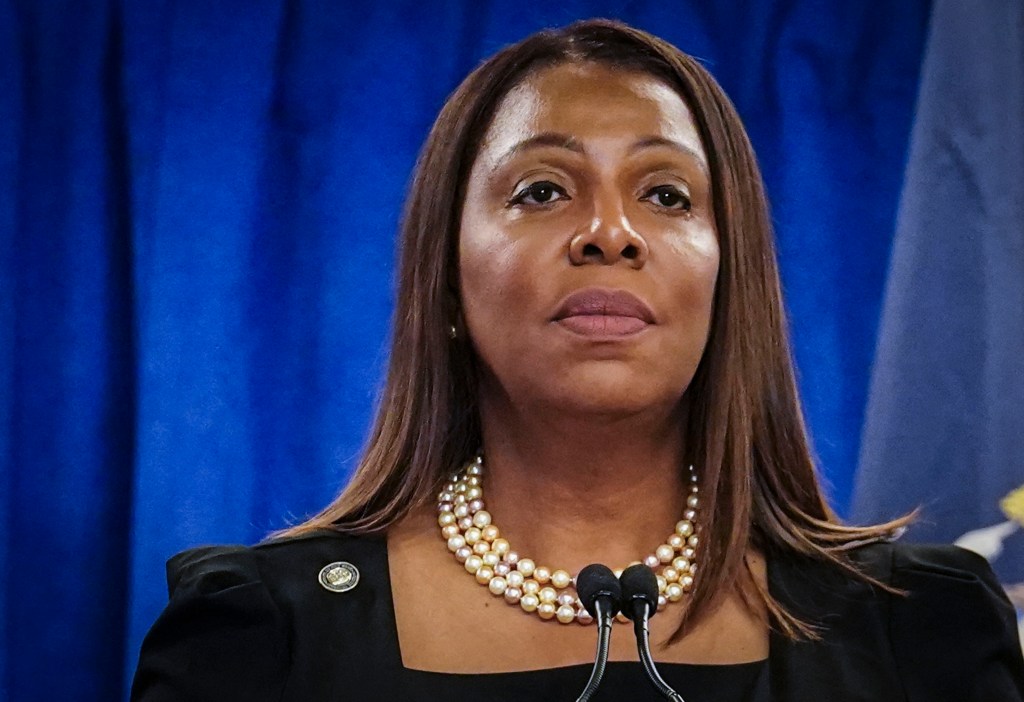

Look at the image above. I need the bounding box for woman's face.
[458,62,719,418]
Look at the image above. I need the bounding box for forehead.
[476,62,707,168]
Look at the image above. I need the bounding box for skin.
[389,62,768,672]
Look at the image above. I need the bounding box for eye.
[642,185,692,212]
[508,180,569,206]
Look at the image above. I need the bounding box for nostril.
[622,244,638,260]
[582,243,602,258]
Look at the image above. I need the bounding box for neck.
[475,392,690,576]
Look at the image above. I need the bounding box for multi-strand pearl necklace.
[436,455,700,625]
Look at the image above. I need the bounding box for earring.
[448,324,458,339]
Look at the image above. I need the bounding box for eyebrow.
[630,136,710,178]
[493,132,709,178]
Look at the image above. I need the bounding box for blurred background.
[2,0,1021,699]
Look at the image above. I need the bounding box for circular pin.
[318,561,360,593]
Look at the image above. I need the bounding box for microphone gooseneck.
[620,564,686,702]
[574,564,622,702]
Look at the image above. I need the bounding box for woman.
[131,19,1024,701]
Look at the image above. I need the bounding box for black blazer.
[131,530,1024,701]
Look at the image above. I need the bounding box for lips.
[552,288,655,336]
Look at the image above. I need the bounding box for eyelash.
[642,185,692,212]
[507,181,569,207]
[507,180,693,212]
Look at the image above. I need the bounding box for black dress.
[131,530,1024,701]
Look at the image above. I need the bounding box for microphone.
[574,564,622,702]
[620,564,685,702]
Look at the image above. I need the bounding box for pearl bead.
[482,551,500,567]
[438,501,453,513]
[473,541,490,555]
[522,579,540,595]
[686,495,699,509]
[494,562,511,577]
[457,517,473,530]
[453,503,470,519]
[656,544,675,563]
[557,593,575,607]
[447,535,466,552]
[467,463,482,475]
[441,524,460,539]
[680,574,694,590]
[663,567,680,582]
[613,569,623,579]
[476,566,494,584]
[464,555,483,573]
[666,583,684,602]
[538,587,557,604]
[537,602,556,620]
[667,534,684,550]
[657,595,667,611]
[505,551,519,565]
[482,525,500,542]
[534,566,551,584]
[455,483,467,493]
[556,605,576,624]
[488,576,507,595]
[687,535,699,548]
[684,509,696,521]
[464,527,482,544]
[466,486,483,501]
[472,510,491,527]
[690,485,699,493]
[656,575,667,593]
[491,538,510,555]
[516,558,536,577]
[520,594,539,612]
[550,569,572,589]
[466,476,480,487]
[506,570,525,588]
[454,494,467,505]
[672,557,690,571]
[682,547,696,559]
[455,546,472,563]
[438,512,455,527]
[504,586,522,604]
[675,520,694,537]
[439,491,454,502]
[468,499,484,514]
[689,563,697,574]
[643,555,660,568]
[577,608,594,625]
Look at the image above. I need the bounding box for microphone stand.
[630,599,685,702]
[575,597,614,702]
[620,564,686,702]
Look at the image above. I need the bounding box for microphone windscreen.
[619,564,660,620]
[575,563,621,618]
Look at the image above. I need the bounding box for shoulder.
[776,540,1024,700]
[132,530,389,702]
[166,529,385,591]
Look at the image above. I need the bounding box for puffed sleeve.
[890,544,1024,701]
[130,546,290,702]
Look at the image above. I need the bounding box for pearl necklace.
[436,455,700,625]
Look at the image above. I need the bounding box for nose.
[568,192,648,269]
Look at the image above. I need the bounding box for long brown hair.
[281,19,910,639]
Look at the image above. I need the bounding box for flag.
[852,0,1024,602]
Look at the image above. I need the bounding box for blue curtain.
[1,1,931,699]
